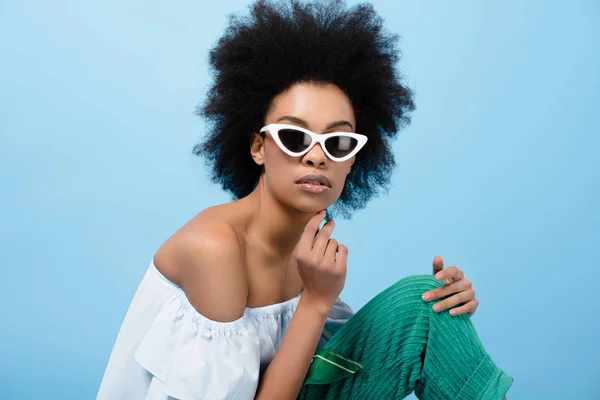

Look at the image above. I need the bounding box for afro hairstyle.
[194,0,415,218]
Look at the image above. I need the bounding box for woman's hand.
[293,211,348,314]
[422,256,479,317]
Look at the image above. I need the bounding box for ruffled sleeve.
[318,298,354,350]
[134,288,261,400]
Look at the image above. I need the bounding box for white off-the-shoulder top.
[97,260,354,400]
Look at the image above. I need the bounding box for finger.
[434,265,456,282]
[312,220,335,255]
[435,265,463,283]
[432,288,475,312]
[452,267,465,281]
[432,255,444,276]
[468,300,478,317]
[336,244,348,267]
[422,279,472,302]
[449,300,478,317]
[324,239,339,265]
[297,211,326,251]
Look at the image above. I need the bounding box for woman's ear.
[250,132,265,166]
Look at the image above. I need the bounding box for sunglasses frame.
[259,123,368,162]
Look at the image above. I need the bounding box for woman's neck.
[242,181,315,260]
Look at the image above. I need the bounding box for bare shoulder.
[154,205,248,322]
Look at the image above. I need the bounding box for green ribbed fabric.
[298,275,513,400]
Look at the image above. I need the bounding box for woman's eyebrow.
[326,120,354,130]
[276,115,309,127]
[276,115,354,130]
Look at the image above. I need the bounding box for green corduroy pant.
[299,275,513,400]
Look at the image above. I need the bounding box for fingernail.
[433,304,441,312]
[422,293,431,301]
[450,309,457,316]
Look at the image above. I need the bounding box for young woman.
[98,1,512,399]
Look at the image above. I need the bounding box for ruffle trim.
[134,289,260,399]
[133,262,303,399]
[150,259,301,328]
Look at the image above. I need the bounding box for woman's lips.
[295,174,331,187]
[296,183,331,194]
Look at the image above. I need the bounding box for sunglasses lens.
[278,128,312,153]
[325,136,358,159]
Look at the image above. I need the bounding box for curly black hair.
[194,0,415,218]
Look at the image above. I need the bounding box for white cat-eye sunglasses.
[259,123,368,162]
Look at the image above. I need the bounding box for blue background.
[1,0,598,398]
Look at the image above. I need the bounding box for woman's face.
[251,82,357,213]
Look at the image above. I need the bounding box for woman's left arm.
[421,256,479,317]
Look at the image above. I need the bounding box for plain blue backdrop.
[1,0,598,399]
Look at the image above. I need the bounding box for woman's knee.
[395,274,443,291]
[362,274,444,319]
[385,274,443,302]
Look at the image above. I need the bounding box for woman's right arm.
[254,294,332,399]
[256,211,348,400]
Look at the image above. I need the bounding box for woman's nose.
[302,143,328,167]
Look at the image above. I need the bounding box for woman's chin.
[289,199,336,215]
